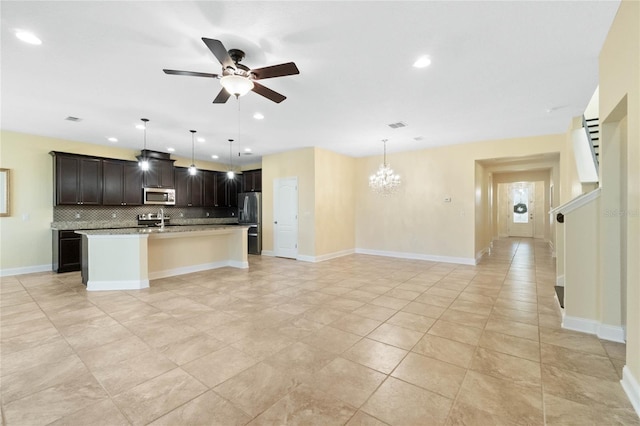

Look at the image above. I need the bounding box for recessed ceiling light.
[167,147,175,152]
[107,137,118,142]
[413,56,431,68]
[211,155,219,159]
[16,31,42,45]
[253,113,264,120]
[244,148,252,153]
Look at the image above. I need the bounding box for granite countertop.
[51,218,239,230]
[75,224,247,236]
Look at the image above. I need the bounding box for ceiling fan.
[163,38,299,104]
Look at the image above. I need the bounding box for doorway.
[273,177,298,259]
[498,182,539,238]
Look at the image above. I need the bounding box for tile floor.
[1,238,638,425]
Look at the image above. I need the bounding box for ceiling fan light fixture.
[220,75,254,97]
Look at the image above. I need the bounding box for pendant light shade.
[227,139,235,179]
[369,139,401,195]
[138,118,150,171]
[220,75,254,97]
[188,130,197,175]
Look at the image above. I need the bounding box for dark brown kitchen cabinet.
[53,153,102,205]
[142,159,175,188]
[242,169,262,192]
[174,167,203,207]
[52,230,81,273]
[215,172,242,208]
[203,170,221,207]
[102,160,143,205]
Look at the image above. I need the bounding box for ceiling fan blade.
[202,38,234,70]
[252,82,286,103]
[213,87,232,104]
[163,69,219,78]
[250,62,300,80]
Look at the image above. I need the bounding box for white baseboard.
[296,249,355,263]
[562,315,626,343]
[0,264,52,277]
[355,248,476,266]
[87,279,149,291]
[622,366,640,417]
[556,275,565,286]
[475,247,490,263]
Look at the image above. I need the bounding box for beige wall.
[355,134,563,262]
[0,130,229,273]
[313,148,356,258]
[599,0,640,395]
[261,147,356,260]
[261,148,315,258]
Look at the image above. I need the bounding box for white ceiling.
[1,1,620,165]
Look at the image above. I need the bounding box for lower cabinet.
[53,230,81,273]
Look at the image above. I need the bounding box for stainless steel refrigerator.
[238,192,262,254]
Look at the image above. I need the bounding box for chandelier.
[369,139,401,195]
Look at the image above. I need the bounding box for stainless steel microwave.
[143,188,175,205]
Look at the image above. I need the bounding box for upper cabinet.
[102,159,143,206]
[52,153,102,205]
[242,169,262,192]
[143,159,175,188]
[203,170,221,207]
[137,150,175,188]
[174,167,203,207]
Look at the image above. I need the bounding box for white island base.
[78,226,248,291]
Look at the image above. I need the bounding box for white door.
[508,182,534,237]
[274,177,298,259]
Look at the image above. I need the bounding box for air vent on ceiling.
[388,121,407,129]
[65,116,82,122]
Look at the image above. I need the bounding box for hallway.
[1,238,637,424]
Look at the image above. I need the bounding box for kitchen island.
[76,225,248,291]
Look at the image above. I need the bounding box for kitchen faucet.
[159,208,164,229]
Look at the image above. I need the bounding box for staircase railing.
[583,115,600,170]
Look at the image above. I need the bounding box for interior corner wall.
[261,148,316,258]
[474,162,492,260]
[598,0,640,403]
[313,148,356,259]
[355,134,563,264]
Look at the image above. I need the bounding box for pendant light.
[188,130,197,175]
[138,118,150,171]
[369,139,401,195]
[226,139,235,179]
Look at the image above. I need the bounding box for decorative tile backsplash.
[54,205,235,222]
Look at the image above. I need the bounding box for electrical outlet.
[75,213,81,219]
[444,197,452,203]
[206,212,210,217]
[112,213,117,218]
[180,212,184,218]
